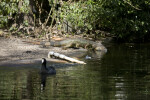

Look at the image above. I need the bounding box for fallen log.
[48,51,86,64]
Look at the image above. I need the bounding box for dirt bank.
[0,37,87,66]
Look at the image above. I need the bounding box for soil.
[0,36,87,66]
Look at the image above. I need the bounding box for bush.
[60,1,90,33]
[1,0,150,42]
[0,0,29,28]
[60,0,150,42]
[88,0,150,42]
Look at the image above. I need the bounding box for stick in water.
[48,51,86,64]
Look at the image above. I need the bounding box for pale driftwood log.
[48,51,86,64]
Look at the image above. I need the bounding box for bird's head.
[42,58,46,65]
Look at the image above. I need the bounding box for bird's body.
[40,58,56,75]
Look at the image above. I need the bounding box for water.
[0,43,150,100]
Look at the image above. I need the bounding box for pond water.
[0,43,150,100]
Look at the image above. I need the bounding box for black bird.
[40,58,56,75]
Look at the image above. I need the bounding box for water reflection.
[40,74,47,91]
[100,43,150,100]
[0,43,150,99]
[40,74,56,92]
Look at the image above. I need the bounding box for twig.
[123,0,142,10]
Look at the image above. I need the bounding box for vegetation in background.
[0,0,150,42]
[0,0,29,27]
[60,0,150,42]
[90,0,150,42]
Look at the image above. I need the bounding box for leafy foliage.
[60,1,89,32]
[60,0,150,42]
[0,0,150,42]
[87,0,150,42]
[0,0,29,28]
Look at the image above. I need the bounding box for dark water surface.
[0,43,150,100]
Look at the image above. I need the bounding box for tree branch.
[123,0,142,10]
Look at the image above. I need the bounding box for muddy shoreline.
[0,37,88,66]
[0,35,109,67]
